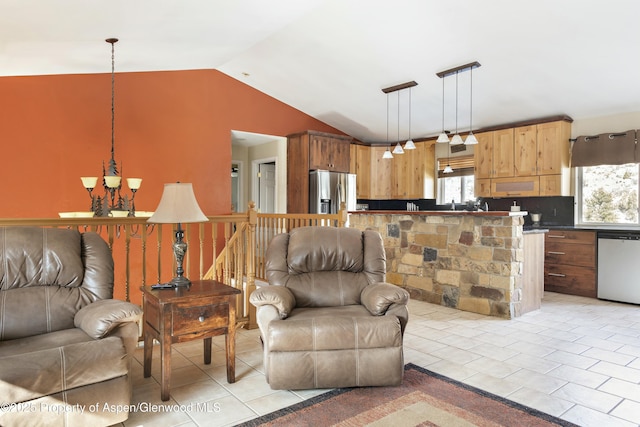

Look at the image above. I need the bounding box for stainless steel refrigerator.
[309,170,356,214]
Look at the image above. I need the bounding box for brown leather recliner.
[250,226,409,390]
[0,227,142,427]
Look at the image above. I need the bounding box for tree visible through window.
[579,163,639,224]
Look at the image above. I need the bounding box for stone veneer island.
[348,210,545,319]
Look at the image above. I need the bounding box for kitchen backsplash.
[356,196,575,227]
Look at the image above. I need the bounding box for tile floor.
[116,292,640,427]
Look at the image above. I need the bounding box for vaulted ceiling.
[2,0,638,143]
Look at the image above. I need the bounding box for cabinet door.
[537,121,570,175]
[370,146,392,199]
[514,125,537,176]
[492,129,514,177]
[491,176,539,197]
[539,174,564,196]
[423,141,436,199]
[287,133,310,213]
[392,143,425,199]
[355,145,371,198]
[309,135,350,172]
[474,131,493,179]
[475,178,491,197]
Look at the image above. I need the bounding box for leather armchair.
[250,226,409,390]
[0,227,142,427]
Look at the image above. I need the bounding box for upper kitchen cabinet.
[355,142,435,200]
[307,132,352,172]
[286,130,353,213]
[474,118,572,198]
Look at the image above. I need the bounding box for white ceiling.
[2,0,639,144]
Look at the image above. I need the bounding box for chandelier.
[381,80,418,159]
[81,38,142,217]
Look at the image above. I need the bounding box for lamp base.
[168,276,191,288]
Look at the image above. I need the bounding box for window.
[437,155,475,204]
[577,163,639,225]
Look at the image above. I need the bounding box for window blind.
[437,155,475,178]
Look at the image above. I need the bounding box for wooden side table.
[141,280,241,401]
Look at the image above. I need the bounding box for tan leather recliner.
[250,226,409,390]
[0,227,142,427]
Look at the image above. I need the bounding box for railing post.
[338,202,348,227]
[246,201,258,329]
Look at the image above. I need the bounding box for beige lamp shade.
[147,183,208,224]
[81,177,98,189]
[104,175,122,188]
[126,177,143,190]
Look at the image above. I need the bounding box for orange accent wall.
[0,69,343,218]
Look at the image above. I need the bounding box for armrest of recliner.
[249,286,296,319]
[74,299,142,339]
[361,282,410,316]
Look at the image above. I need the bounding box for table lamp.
[147,183,208,287]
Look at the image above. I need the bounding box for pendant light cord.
[469,66,473,132]
[108,38,117,164]
[455,71,459,135]
[441,77,445,132]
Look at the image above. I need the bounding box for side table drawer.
[173,302,229,335]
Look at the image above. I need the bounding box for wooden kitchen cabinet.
[392,141,429,199]
[308,133,351,172]
[354,144,372,198]
[544,230,597,298]
[369,146,393,199]
[492,128,515,178]
[474,119,571,198]
[514,125,537,176]
[286,130,353,213]
[537,121,571,175]
[474,131,493,179]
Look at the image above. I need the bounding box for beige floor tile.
[503,353,561,374]
[610,399,640,424]
[547,364,609,389]
[589,360,640,383]
[463,372,522,398]
[245,390,304,415]
[186,395,258,427]
[464,356,522,378]
[506,386,574,417]
[504,368,567,394]
[598,377,640,401]
[561,404,636,427]
[551,382,622,413]
[545,350,599,370]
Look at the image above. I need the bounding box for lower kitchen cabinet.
[544,230,597,298]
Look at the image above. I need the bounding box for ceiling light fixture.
[383,92,393,159]
[465,65,478,145]
[392,91,404,154]
[404,87,416,150]
[81,38,142,217]
[436,61,481,146]
[381,80,418,159]
[436,76,449,143]
[450,71,464,145]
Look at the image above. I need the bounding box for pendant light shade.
[392,143,404,154]
[443,164,454,174]
[382,147,394,159]
[380,80,417,158]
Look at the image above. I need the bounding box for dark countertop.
[350,210,528,217]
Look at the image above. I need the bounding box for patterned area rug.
[238,363,578,426]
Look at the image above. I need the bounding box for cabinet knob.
[198,316,205,322]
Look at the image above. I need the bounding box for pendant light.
[449,71,464,145]
[404,87,416,150]
[383,92,394,158]
[465,65,478,145]
[392,91,404,154]
[436,76,449,143]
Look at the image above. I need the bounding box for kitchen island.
[349,210,544,318]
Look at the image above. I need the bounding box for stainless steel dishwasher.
[597,231,640,304]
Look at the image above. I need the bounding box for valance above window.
[571,130,638,167]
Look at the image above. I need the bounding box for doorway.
[252,159,277,213]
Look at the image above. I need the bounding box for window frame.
[575,163,640,228]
